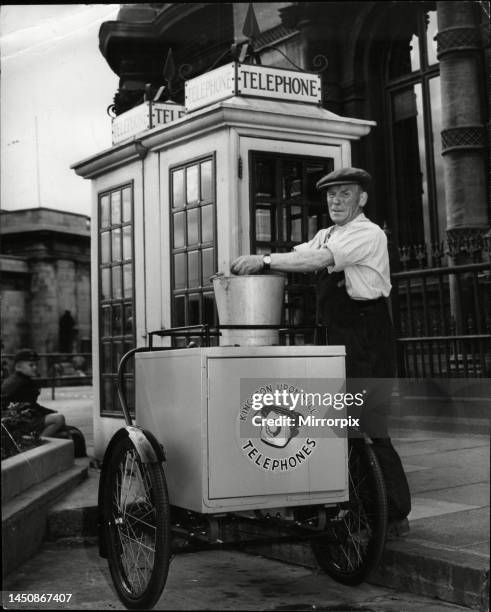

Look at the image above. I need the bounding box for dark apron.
[316,268,396,379]
[316,268,411,520]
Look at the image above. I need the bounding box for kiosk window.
[170,156,217,346]
[250,152,333,344]
[172,170,185,208]
[98,182,135,416]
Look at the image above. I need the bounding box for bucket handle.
[209,272,225,282]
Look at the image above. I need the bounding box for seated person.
[1,349,65,437]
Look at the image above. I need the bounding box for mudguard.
[98,426,166,558]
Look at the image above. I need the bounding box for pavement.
[2,386,489,611]
[2,543,477,611]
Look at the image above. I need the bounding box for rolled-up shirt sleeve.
[329,225,387,271]
[291,216,391,298]
[293,229,330,252]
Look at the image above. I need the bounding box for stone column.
[436,1,489,263]
[76,262,92,353]
[436,2,489,341]
[29,261,59,358]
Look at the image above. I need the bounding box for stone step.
[46,466,99,540]
[2,458,89,578]
[235,527,488,611]
[371,538,489,611]
[2,437,74,504]
[389,415,490,435]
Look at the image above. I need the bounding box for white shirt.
[294,213,391,300]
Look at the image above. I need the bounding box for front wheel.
[311,438,387,585]
[100,434,171,609]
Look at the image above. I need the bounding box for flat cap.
[14,349,39,363]
[316,167,371,191]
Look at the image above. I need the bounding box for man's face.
[326,183,367,226]
[16,360,38,378]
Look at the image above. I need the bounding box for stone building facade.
[0,208,91,357]
[99,1,490,265]
[89,2,490,386]
[72,2,489,453]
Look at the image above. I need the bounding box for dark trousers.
[316,270,411,520]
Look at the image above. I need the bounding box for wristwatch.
[262,254,272,271]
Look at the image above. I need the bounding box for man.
[1,349,65,437]
[231,166,411,537]
[59,310,76,353]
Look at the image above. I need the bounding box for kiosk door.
[239,138,346,342]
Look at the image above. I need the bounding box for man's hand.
[231,255,264,275]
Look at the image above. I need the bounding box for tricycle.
[98,325,388,610]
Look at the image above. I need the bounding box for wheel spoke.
[110,448,158,596]
[119,530,154,592]
[101,434,170,608]
[311,441,387,584]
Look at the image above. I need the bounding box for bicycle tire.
[101,434,171,609]
[311,438,387,585]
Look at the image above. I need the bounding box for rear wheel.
[311,438,387,585]
[101,435,171,609]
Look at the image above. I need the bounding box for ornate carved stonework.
[441,125,487,154]
[436,26,481,58]
[100,3,235,115]
[446,227,487,262]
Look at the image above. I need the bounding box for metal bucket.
[212,274,286,346]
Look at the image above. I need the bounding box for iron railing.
[391,262,491,377]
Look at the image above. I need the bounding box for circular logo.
[237,382,318,472]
